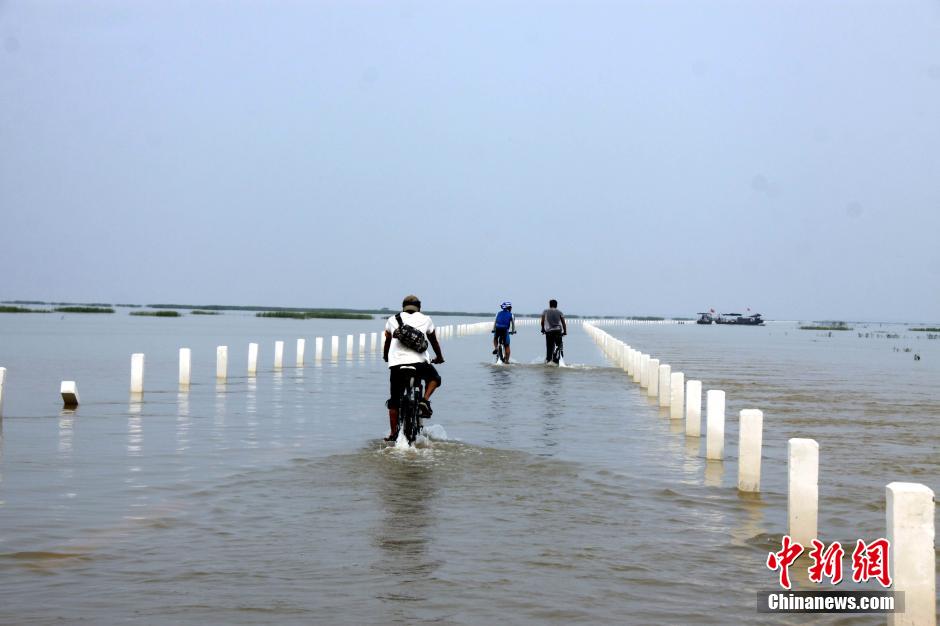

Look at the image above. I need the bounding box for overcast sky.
[1,0,938,320]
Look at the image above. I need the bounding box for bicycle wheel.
[402,379,421,444]
[496,337,506,363]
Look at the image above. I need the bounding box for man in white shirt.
[382,295,445,441]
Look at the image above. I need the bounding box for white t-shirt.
[385,311,435,367]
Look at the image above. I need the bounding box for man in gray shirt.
[540,299,567,363]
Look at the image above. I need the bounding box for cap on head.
[402,295,421,313]
[500,301,512,310]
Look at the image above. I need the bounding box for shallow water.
[0,313,937,624]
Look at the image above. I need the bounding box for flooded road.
[0,314,937,624]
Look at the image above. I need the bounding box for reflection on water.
[177,392,191,454]
[127,414,142,458]
[372,456,439,606]
[0,417,4,507]
[731,492,766,547]
[537,369,562,455]
[272,370,284,446]
[58,414,74,457]
[246,377,258,448]
[681,437,701,484]
[703,459,723,487]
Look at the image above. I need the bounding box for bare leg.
[388,408,398,438]
[424,380,439,401]
[505,346,511,361]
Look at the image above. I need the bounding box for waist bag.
[394,313,429,353]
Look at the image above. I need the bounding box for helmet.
[402,295,421,312]
[500,301,512,310]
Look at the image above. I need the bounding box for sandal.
[418,400,432,418]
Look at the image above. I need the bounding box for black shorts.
[388,363,441,404]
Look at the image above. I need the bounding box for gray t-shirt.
[542,308,565,332]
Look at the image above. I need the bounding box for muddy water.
[0,314,936,624]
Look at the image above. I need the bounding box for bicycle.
[395,365,425,445]
[544,331,565,365]
[492,329,515,364]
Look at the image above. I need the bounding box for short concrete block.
[737,409,763,492]
[216,346,228,380]
[248,343,259,375]
[788,438,819,547]
[670,372,684,420]
[60,380,80,408]
[647,359,660,397]
[887,482,936,626]
[706,389,725,459]
[658,364,671,407]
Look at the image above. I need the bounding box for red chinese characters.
[767,536,893,589]
[766,535,804,589]
[851,538,891,588]
[808,539,845,585]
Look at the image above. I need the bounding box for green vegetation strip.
[257,311,373,320]
[54,306,115,314]
[910,327,940,332]
[130,310,181,317]
[0,305,50,313]
[800,323,852,331]
[191,310,220,315]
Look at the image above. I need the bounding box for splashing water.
[386,423,449,452]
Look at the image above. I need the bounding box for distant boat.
[696,312,715,324]
[714,312,765,326]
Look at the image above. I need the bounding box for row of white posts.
[584,321,935,626]
[455,321,492,335]
[582,318,685,325]
[0,323,478,413]
[137,325,464,393]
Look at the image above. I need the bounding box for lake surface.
[0,313,937,624]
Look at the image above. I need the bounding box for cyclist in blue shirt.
[492,301,516,362]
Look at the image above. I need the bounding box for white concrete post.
[647,359,660,397]
[315,337,324,361]
[887,482,935,626]
[620,344,629,371]
[130,353,145,394]
[670,372,684,420]
[626,349,635,377]
[296,338,305,367]
[787,438,819,547]
[658,364,671,407]
[179,348,192,386]
[216,346,228,380]
[706,390,725,459]
[247,342,259,375]
[686,380,702,436]
[639,354,650,387]
[274,340,284,369]
[370,332,377,351]
[359,333,366,354]
[330,336,339,359]
[0,366,5,416]
[346,334,354,358]
[60,381,80,408]
[737,409,763,492]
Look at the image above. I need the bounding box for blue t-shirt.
[494,310,513,329]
